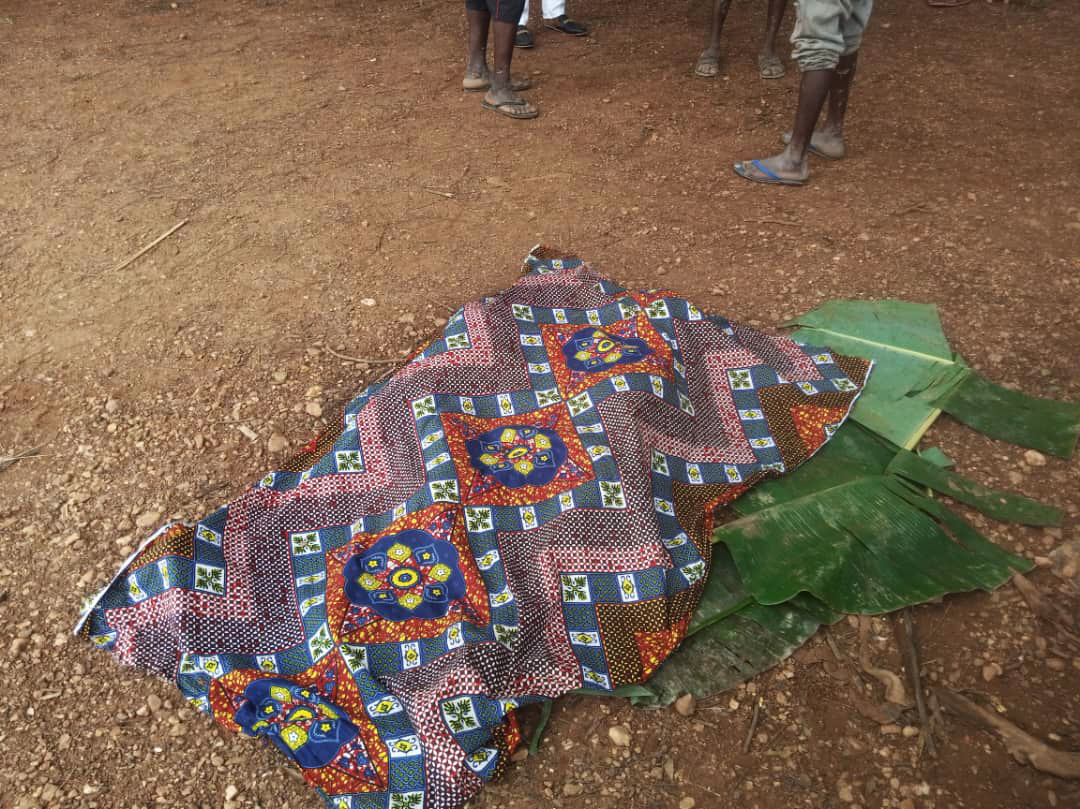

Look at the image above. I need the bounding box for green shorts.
[791,0,873,71]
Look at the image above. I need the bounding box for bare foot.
[463,66,532,92]
[782,130,845,160]
[694,49,720,78]
[733,152,809,186]
[481,80,538,119]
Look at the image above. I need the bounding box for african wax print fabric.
[77,254,872,809]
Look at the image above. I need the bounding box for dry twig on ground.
[936,688,1080,779]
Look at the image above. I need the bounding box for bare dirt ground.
[2,1,1079,808]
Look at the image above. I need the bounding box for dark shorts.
[465,0,527,24]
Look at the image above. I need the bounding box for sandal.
[481,96,539,120]
[758,53,785,80]
[694,52,720,79]
[733,159,807,187]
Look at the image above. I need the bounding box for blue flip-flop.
[733,159,806,186]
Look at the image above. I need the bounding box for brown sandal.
[480,96,539,120]
[463,70,532,93]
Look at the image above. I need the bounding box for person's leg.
[541,0,564,19]
[515,0,534,48]
[466,1,491,76]
[782,0,868,157]
[735,0,842,183]
[758,0,789,79]
[694,0,733,78]
[780,51,853,159]
[820,52,856,135]
[483,0,538,117]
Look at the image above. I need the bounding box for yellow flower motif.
[281,724,309,751]
[397,593,423,610]
[358,573,380,591]
[387,543,411,562]
[429,564,452,582]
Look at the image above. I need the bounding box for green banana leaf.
[790,300,1080,457]
[630,422,1044,706]
[719,425,1031,613]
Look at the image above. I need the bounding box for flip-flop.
[733,159,806,186]
[463,72,532,92]
[481,97,539,120]
[758,53,785,80]
[781,132,845,161]
[693,52,720,79]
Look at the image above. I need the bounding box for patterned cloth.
[77,254,871,809]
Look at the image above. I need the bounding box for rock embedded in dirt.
[147,694,162,713]
[305,401,323,418]
[982,662,1003,682]
[674,693,696,717]
[134,510,162,529]
[679,797,696,809]
[267,433,288,453]
[104,398,120,414]
[563,783,584,797]
[1024,449,1048,467]
[608,724,632,747]
[272,370,288,384]
[224,784,239,801]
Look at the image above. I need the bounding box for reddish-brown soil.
[1,1,1078,808]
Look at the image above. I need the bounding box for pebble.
[305,385,323,399]
[105,398,120,414]
[1046,658,1066,672]
[838,784,854,803]
[305,401,323,417]
[224,784,239,801]
[510,748,528,763]
[679,798,696,809]
[210,752,224,767]
[267,433,288,453]
[272,370,288,383]
[1024,449,1048,467]
[147,694,162,713]
[10,636,29,655]
[899,801,915,809]
[982,662,1003,682]
[674,693,696,717]
[562,783,584,797]
[902,725,920,738]
[135,510,162,529]
[608,724,631,747]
